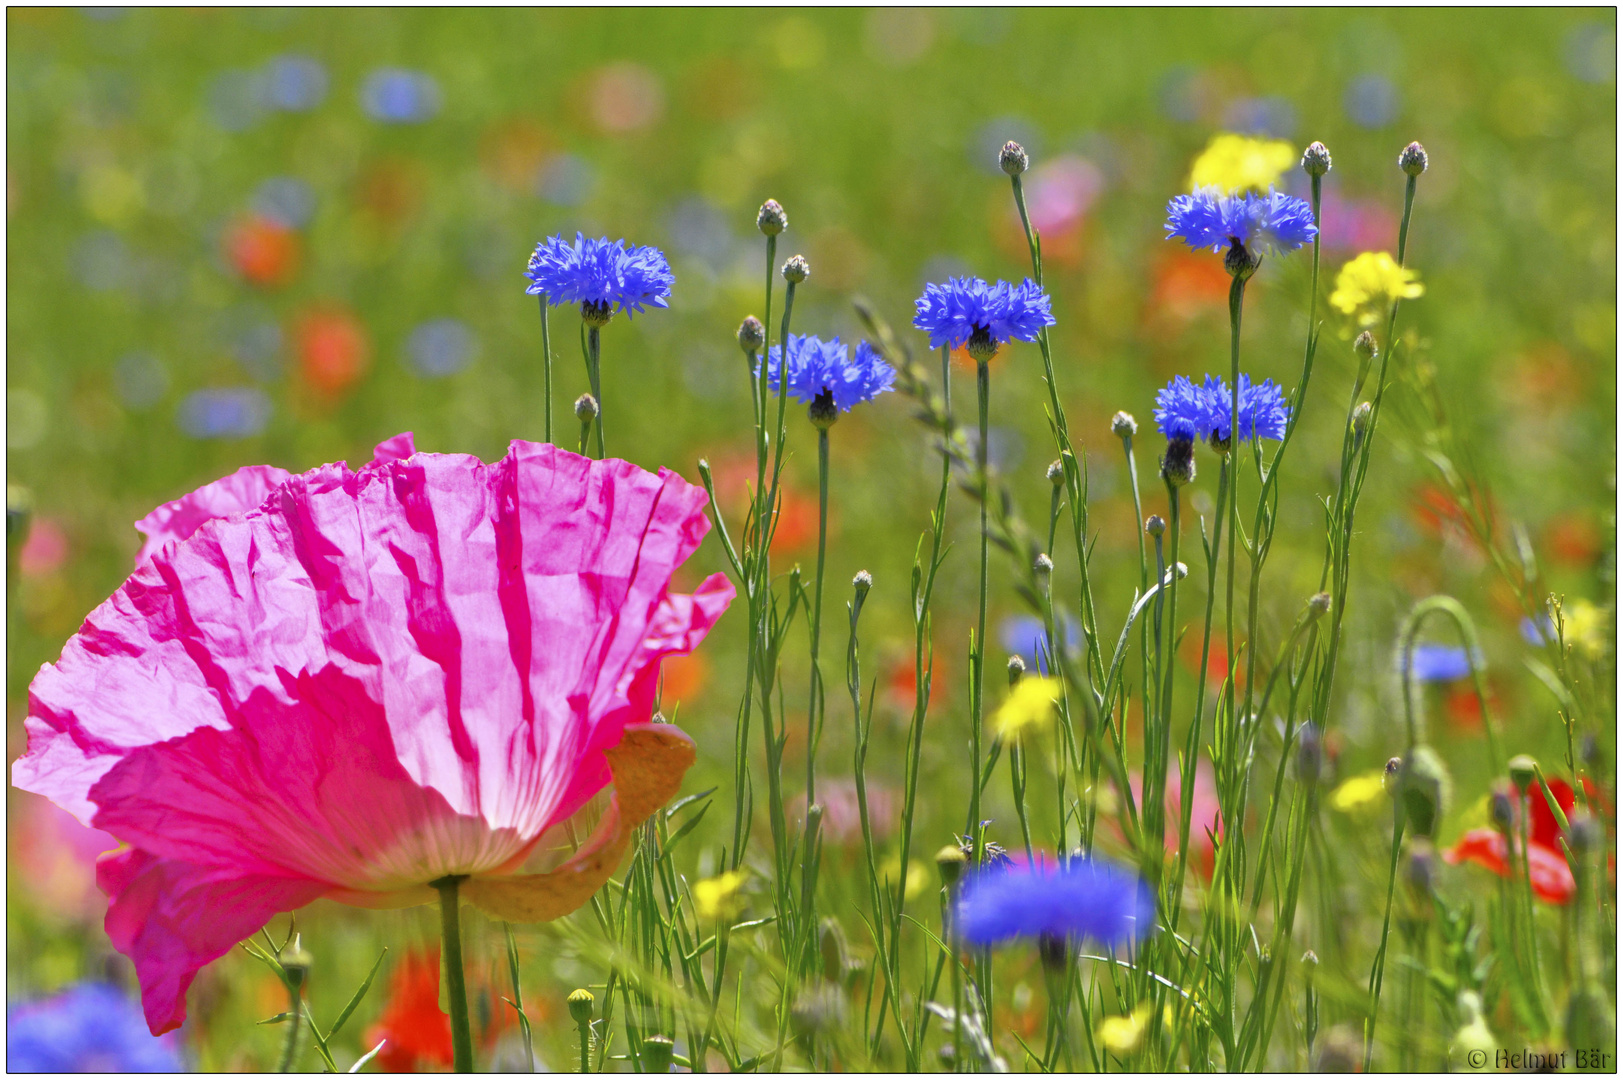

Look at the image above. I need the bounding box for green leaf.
[327,946,388,1042]
[348,1039,388,1073]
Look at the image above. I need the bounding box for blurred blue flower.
[759,334,894,413]
[1345,74,1399,129]
[1565,23,1616,83]
[524,233,673,317]
[178,388,270,439]
[407,318,478,378]
[913,277,1055,351]
[1157,66,1208,124]
[252,176,316,229]
[1165,188,1317,257]
[361,68,441,124]
[72,230,131,292]
[1155,373,1289,444]
[1406,643,1474,683]
[538,154,595,206]
[954,858,1155,948]
[265,54,328,111]
[7,982,181,1072]
[207,68,269,132]
[666,197,736,272]
[113,352,168,411]
[1223,96,1297,139]
[1001,613,1083,676]
[1521,615,1557,646]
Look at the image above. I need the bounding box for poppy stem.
[432,875,475,1073]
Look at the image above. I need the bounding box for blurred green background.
[6,7,1615,1069]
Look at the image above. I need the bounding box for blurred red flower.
[364,949,513,1072]
[295,308,370,399]
[1443,778,1576,904]
[1145,250,1228,327]
[224,213,300,288]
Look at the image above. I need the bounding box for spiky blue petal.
[1165,187,1317,257]
[912,276,1056,351]
[954,858,1155,948]
[524,233,674,316]
[758,334,895,412]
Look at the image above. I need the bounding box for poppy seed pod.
[1399,745,1452,838]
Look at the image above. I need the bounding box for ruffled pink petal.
[133,464,293,568]
[99,847,327,1035]
[16,441,730,886]
[369,431,417,464]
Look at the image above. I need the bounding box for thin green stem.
[539,296,554,445]
[585,326,605,459]
[967,357,990,851]
[1363,812,1404,1070]
[433,875,475,1074]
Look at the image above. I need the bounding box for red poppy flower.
[295,308,370,399]
[224,214,300,288]
[1443,779,1577,904]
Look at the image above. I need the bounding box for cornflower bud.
[757,199,787,236]
[1354,332,1378,363]
[1406,838,1437,896]
[1399,745,1451,837]
[1399,141,1429,177]
[1047,459,1065,486]
[737,315,765,354]
[1297,722,1323,785]
[1302,141,1332,177]
[999,140,1029,176]
[1007,654,1026,686]
[1507,754,1537,791]
[852,570,873,600]
[781,254,809,284]
[1308,592,1332,619]
[1035,552,1053,576]
[1382,756,1403,796]
[574,394,599,422]
[1351,401,1372,442]
[1567,813,1602,857]
[1145,515,1166,538]
[1489,787,1515,832]
[1111,411,1138,438]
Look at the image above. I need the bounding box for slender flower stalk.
[537,295,554,445]
[432,876,474,1074]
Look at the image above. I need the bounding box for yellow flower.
[1188,133,1296,193]
[1328,252,1425,327]
[993,676,1062,743]
[879,855,929,901]
[692,869,747,921]
[1099,1003,1150,1055]
[1330,771,1389,815]
[1564,599,1610,660]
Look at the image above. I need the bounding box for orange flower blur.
[295,308,371,399]
[224,213,300,288]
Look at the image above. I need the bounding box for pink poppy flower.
[13,436,733,1034]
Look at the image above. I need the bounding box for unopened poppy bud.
[1007,654,1026,685]
[581,299,613,328]
[757,199,787,236]
[1302,141,1332,177]
[1297,723,1323,785]
[278,934,313,989]
[965,325,999,365]
[999,140,1029,176]
[738,316,765,354]
[1400,745,1451,838]
[641,1034,675,1073]
[781,254,810,284]
[852,570,872,600]
[1399,141,1429,177]
[1111,411,1138,438]
[935,844,968,887]
[1489,787,1515,832]
[568,988,595,1025]
[1145,515,1165,538]
[574,394,599,422]
[1047,459,1065,486]
[1382,756,1403,796]
[1507,754,1537,790]
[1161,437,1196,487]
[1308,592,1332,619]
[1354,332,1378,363]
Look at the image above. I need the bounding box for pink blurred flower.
[17,518,68,577]
[1315,187,1398,254]
[1022,155,1103,237]
[1124,761,1223,881]
[793,779,896,845]
[12,437,733,1034]
[10,790,118,923]
[589,62,664,133]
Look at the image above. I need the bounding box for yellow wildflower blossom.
[1188,133,1296,193]
[994,676,1062,742]
[692,869,747,921]
[1100,1003,1151,1055]
[1329,771,1389,816]
[1329,252,1425,328]
[879,855,929,901]
[1564,599,1610,660]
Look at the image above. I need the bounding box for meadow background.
[5,7,1615,1071]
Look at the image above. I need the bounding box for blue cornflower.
[913,276,1055,358]
[758,334,895,416]
[1405,643,1476,683]
[7,982,182,1071]
[524,233,674,319]
[954,857,1155,948]
[1165,187,1317,259]
[1001,613,1084,676]
[1521,615,1556,646]
[1154,374,1290,445]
